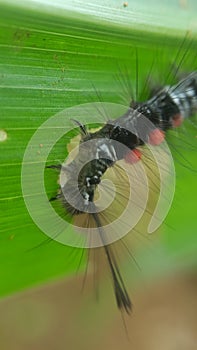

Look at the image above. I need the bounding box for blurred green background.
[0,0,197,300]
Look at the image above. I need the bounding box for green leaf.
[0,1,197,298]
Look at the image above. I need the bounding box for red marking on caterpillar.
[124,148,142,163]
[148,129,165,145]
[172,113,184,127]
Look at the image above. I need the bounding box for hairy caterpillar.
[47,71,197,314]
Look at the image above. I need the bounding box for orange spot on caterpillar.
[172,114,184,127]
[124,148,141,164]
[148,129,165,146]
